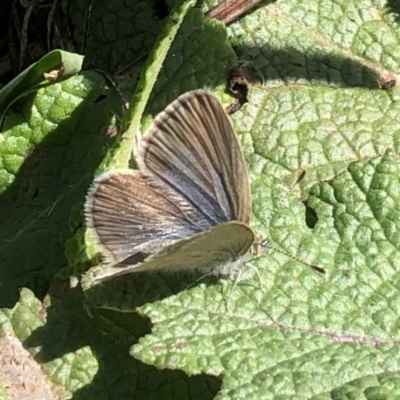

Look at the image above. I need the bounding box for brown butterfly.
[85,90,254,281]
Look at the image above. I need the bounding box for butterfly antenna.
[261,238,326,274]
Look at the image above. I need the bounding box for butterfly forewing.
[139,90,251,225]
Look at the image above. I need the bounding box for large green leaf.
[3,0,400,398]
[83,0,400,397]
[131,152,400,398]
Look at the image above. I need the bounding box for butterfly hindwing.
[88,222,255,281]
[85,169,210,263]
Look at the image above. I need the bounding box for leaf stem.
[111,0,197,169]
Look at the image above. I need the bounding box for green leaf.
[233,85,400,193]
[81,0,165,74]
[0,50,84,119]
[83,0,400,397]
[227,0,400,88]
[0,71,117,307]
[129,152,400,398]
[91,4,237,171]
[110,3,236,169]
[5,0,400,398]
[110,0,197,169]
[0,287,219,399]
[145,8,236,114]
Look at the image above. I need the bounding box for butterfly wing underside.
[88,222,255,282]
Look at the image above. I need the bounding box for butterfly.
[85,90,255,281]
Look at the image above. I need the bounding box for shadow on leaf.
[24,282,221,399]
[233,46,382,89]
[386,0,400,23]
[83,268,221,311]
[0,71,117,307]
